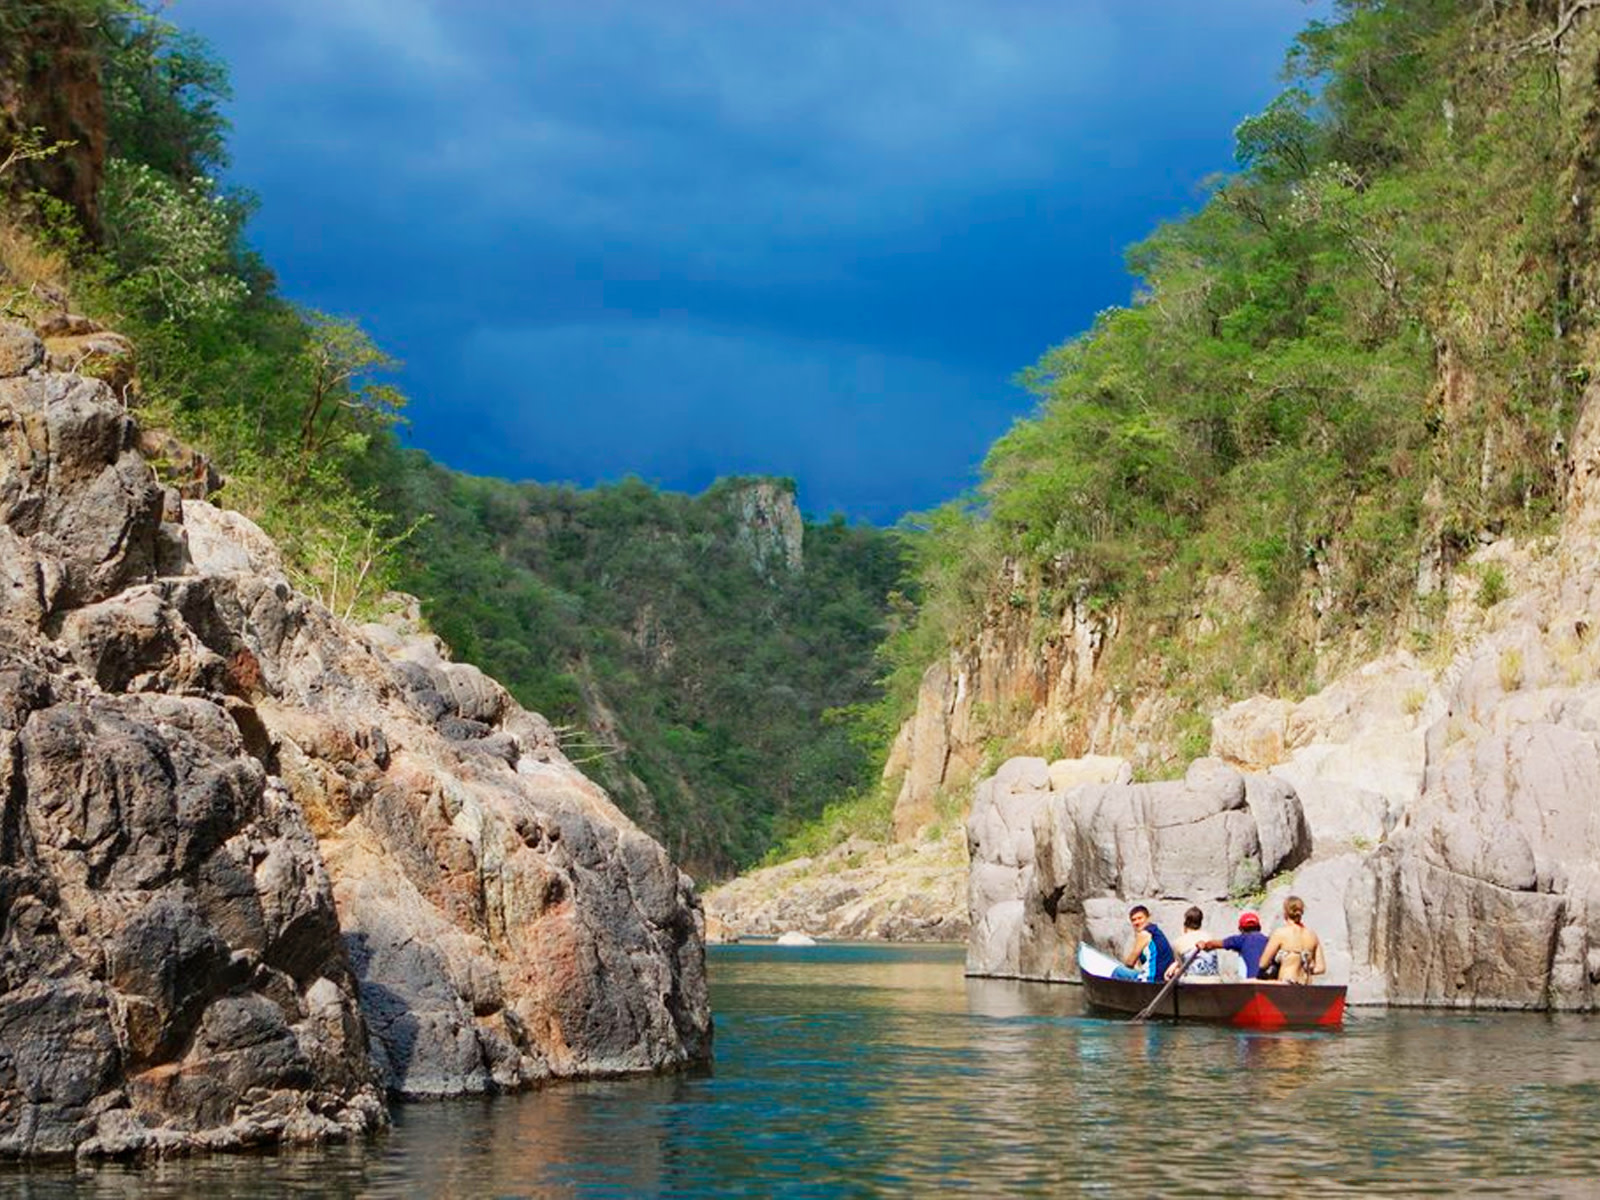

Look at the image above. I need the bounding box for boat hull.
[1080,972,1347,1029]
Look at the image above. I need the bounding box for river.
[7,942,1599,1196]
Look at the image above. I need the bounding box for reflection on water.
[6,943,1599,1196]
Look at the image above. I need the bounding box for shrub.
[1475,562,1510,609]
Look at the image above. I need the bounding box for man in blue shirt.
[1200,910,1270,979]
[1112,904,1174,982]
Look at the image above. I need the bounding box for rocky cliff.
[724,479,804,579]
[967,755,1310,981]
[966,381,1600,1009]
[883,570,1120,842]
[0,321,710,1157]
[703,829,967,943]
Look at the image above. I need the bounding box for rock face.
[963,383,1600,1011]
[725,479,803,578]
[1212,654,1438,853]
[0,8,107,231]
[704,830,968,943]
[1353,540,1600,1006]
[0,337,710,1156]
[966,756,1309,981]
[887,572,1120,841]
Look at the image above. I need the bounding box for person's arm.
[1259,931,1282,972]
[1198,938,1223,952]
[1123,929,1150,968]
[1311,934,1326,976]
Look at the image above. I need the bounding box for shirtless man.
[1259,895,1326,984]
[1165,905,1221,981]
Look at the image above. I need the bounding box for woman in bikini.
[1259,895,1326,985]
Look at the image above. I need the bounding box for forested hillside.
[369,452,906,875]
[871,0,1600,777]
[1,0,906,880]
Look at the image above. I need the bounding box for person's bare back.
[1259,896,1326,985]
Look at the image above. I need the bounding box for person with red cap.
[1198,911,1271,980]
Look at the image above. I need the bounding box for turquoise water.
[7,942,1600,1196]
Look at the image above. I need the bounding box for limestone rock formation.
[885,570,1120,842]
[1212,655,1438,853]
[962,375,1600,1011]
[0,337,711,1157]
[966,756,1309,981]
[704,830,968,943]
[725,479,803,578]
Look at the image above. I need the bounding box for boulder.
[182,501,285,581]
[0,322,44,378]
[1362,719,1600,1009]
[1211,695,1293,771]
[1269,743,1410,850]
[0,372,164,611]
[33,313,102,338]
[966,755,1310,981]
[43,330,136,396]
[0,675,384,1157]
[1047,754,1132,791]
[137,429,224,500]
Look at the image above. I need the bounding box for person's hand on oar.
[1132,949,1200,1023]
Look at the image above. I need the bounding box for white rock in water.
[776,931,817,946]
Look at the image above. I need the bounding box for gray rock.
[0,660,383,1158]
[967,755,1309,981]
[34,314,102,338]
[1362,719,1600,1009]
[0,323,44,378]
[0,349,712,1157]
[0,373,164,612]
[44,330,136,396]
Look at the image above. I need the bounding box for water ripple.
[5,944,1598,1197]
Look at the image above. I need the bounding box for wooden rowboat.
[1077,944,1346,1030]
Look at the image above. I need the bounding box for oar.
[1131,949,1199,1024]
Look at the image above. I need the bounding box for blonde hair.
[1284,895,1306,922]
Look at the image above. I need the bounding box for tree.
[1233,88,1319,183]
[296,312,407,462]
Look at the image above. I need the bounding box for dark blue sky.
[173,0,1326,524]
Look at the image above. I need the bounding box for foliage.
[1475,562,1509,610]
[0,125,78,180]
[97,2,232,180]
[295,312,407,463]
[3,0,411,620]
[368,454,908,877]
[874,0,1591,780]
[98,159,247,321]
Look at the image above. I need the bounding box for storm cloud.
[175,0,1324,521]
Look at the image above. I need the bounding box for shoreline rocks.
[0,326,711,1158]
[966,756,1309,983]
[704,830,968,944]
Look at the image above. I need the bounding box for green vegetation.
[3,1,412,622]
[370,457,907,875]
[871,0,1596,770]
[10,0,1592,875]
[1475,562,1510,609]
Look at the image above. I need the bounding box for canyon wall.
[0,322,711,1157]
[966,381,1600,1009]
